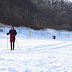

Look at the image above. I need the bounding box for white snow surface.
[0,25,72,72]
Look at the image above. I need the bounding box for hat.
[12,26,14,27]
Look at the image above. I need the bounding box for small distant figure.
[7,26,17,50]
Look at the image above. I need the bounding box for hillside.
[0,0,39,29]
[0,0,72,30]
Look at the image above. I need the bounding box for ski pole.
[16,38,20,50]
[7,35,8,50]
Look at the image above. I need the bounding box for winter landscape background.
[0,0,72,72]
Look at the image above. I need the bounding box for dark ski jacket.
[7,29,17,39]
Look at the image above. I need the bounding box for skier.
[7,26,17,50]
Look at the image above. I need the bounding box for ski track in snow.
[0,38,72,72]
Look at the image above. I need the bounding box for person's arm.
[7,30,10,35]
[15,30,17,36]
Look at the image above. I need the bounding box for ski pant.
[11,42,14,50]
[10,39,15,50]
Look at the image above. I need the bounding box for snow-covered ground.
[0,24,72,72]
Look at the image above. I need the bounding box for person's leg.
[13,42,14,50]
[11,42,12,50]
[10,39,13,50]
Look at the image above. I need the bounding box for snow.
[0,25,72,72]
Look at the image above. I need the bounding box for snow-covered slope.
[0,24,72,72]
[0,25,72,40]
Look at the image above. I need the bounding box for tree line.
[0,0,72,30]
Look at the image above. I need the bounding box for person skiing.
[7,26,17,50]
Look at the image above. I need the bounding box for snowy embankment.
[0,25,72,72]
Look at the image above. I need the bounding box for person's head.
[11,26,14,30]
